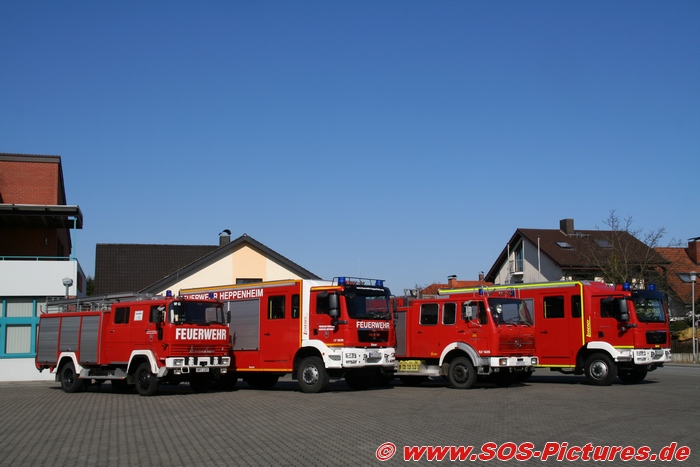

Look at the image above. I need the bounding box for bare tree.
[582,210,671,286]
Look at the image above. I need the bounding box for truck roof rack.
[43,292,158,313]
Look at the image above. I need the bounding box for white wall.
[0,260,82,297]
[0,359,54,382]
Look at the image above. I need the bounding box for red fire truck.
[180,277,396,393]
[36,292,231,396]
[439,281,672,385]
[393,293,538,388]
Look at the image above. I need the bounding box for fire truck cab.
[181,277,396,393]
[36,293,231,396]
[440,281,672,385]
[393,292,538,389]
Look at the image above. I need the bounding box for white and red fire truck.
[36,292,231,396]
[180,277,396,393]
[393,293,538,388]
[439,281,672,385]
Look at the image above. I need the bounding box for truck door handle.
[540,331,548,334]
[458,330,465,333]
[264,332,271,336]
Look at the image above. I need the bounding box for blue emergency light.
[166,290,173,297]
[338,277,347,285]
[648,284,655,291]
[375,280,384,287]
[208,292,215,299]
[622,282,631,291]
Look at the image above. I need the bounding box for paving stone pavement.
[0,365,698,466]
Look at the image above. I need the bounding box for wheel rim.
[452,364,469,384]
[590,360,609,380]
[64,368,75,386]
[302,365,319,385]
[138,370,153,390]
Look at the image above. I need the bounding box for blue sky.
[1,1,698,294]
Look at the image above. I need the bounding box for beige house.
[95,232,320,296]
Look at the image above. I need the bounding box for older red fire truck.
[393,293,538,388]
[36,292,231,396]
[439,281,672,385]
[180,277,396,393]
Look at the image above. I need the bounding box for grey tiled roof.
[94,244,217,294]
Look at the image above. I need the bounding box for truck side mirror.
[328,293,339,319]
[227,310,231,324]
[462,302,473,320]
[618,299,629,322]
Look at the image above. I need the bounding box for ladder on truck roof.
[43,292,158,313]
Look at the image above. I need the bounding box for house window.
[5,325,31,354]
[5,299,34,317]
[236,278,263,284]
[514,243,524,272]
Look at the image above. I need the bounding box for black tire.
[583,353,618,386]
[190,373,214,393]
[618,367,648,384]
[245,373,279,390]
[374,372,393,387]
[296,356,329,393]
[514,369,533,382]
[60,362,85,393]
[215,372,238,391]
[344,371,373,391]
[134,362,159,396]
[399,375,428,386]
[448,356,476,389]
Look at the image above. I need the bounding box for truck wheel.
[245,373,279,390]
[618,367,648,384]
[134,362,159,396]
[60,362,85,393]
[584,353,617,386]
[297,356,329,393]
[448,356,476,389]
[215,372,238,391]
[190,374,214,393]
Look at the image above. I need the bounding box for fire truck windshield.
[632,297,667,323]
[487,298,533,326]
[344,288,391,320]
[169,301,226,325]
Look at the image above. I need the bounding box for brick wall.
[0,159,61,204]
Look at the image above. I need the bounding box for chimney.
[689,237,700,265]
[219,229,231,246]
[447,275,457,287]
[478,272,485,282]
[560,218,574,235]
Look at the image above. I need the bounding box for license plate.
[368,351,381,359]
[195,367,210,373]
